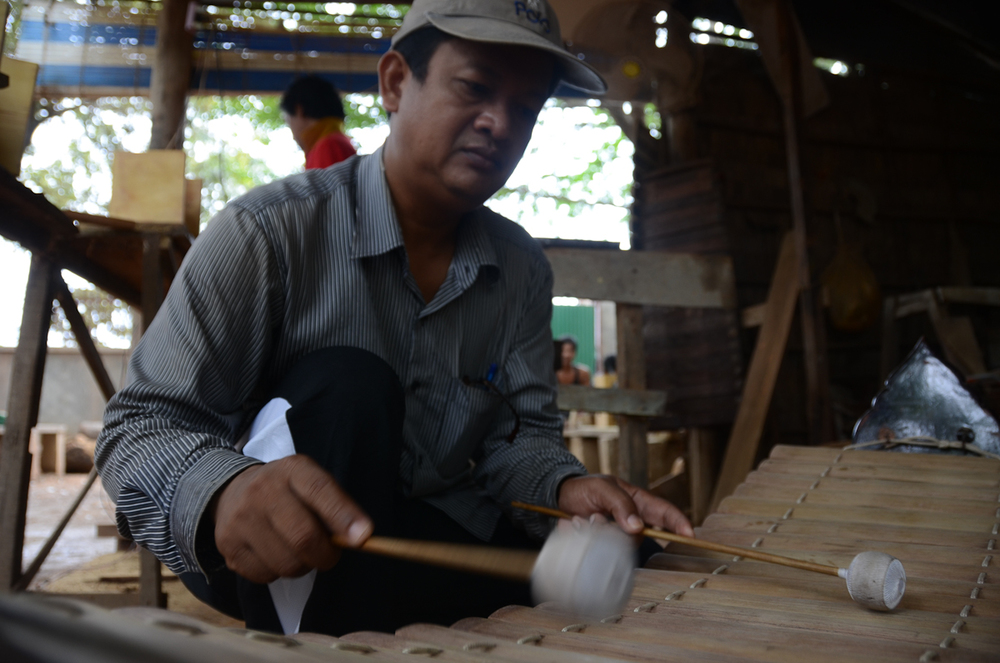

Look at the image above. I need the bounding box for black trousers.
[181,347,536,635]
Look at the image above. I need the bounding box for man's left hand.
[557,474,694,538]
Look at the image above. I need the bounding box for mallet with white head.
[332,520,637,619]
[512,502,906,612]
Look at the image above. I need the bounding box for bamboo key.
[512,501,907,611]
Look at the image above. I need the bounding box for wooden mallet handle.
[511,501,840,577]
[332,535,538,583]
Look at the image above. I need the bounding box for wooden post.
[138,233,167,608]
[615,303,648,488]
[710,234,799,512]
[776,6,829,446]
[880,296,899,380]
[53,276,117,401]
[0,255,55,591]
[149,0,193,150]
[13,277,118,592]
[687,428,715,527]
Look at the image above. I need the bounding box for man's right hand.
[210,455,373,584]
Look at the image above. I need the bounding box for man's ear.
[379,50,410,114]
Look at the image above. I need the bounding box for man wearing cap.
[96,0,692,636]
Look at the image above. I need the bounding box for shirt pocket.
[416,377,503,493]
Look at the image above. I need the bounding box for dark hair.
[557,334,578,350]
[554,335,579,371]
[393,26,562,95]
[391,26,456,83]
[603,354,616,374]
[280,75,346,119]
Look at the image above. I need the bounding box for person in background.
[554,335,591,386]
[280,75,357,170]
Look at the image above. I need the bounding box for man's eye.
[460,79,490,96]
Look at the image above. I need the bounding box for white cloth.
[242,397,317,635]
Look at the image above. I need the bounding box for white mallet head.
[531,520,637,618]
[838,551,906,611]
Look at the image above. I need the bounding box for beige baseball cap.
[391,0,607,95]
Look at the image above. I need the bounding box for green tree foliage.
[49,283,132,349]
[2,0,25,57]
[496,102,633,223]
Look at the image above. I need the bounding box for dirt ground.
[24,472,119,590]
[24,471,242,628]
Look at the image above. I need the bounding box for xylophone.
[1,445,997,662]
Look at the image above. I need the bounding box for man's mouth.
[460,146,502,171]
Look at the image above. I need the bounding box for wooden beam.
[556,384,666,417]
[880,296,899,380]
[0,255,54,591]
[149,0,193,150]
[138,233,167,608]
[53,276,117,401]
[615,303,648,488]
[687,428,716,527]
[545,248,736,309]
[710,233,799,513]
[937,287,1000,307]
[10,277,122,591]
[775,2,829,446]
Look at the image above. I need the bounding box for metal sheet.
[853,339,1000,455]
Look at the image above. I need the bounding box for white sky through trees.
[1,97,635,348]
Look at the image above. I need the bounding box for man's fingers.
[624,480,695,538]
[286,457,373,547]
[269,493,343,570]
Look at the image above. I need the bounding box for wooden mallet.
[512,502,906,612]
[333,521,637,618]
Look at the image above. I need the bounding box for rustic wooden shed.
[1,0,998,622]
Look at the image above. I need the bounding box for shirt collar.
[351,147,405,259]
[350,146,500,285]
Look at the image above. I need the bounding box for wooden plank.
[30,592,145,609]
[544,248,736,309]
[715,496,995,534]
[638,563,996,618]
[688,429,716,526]
[53,276,117,401]
[742,472,999,502]
[733,482,993,516]
[0,57,39,177]
[0,255,54,591]
[710,233,799,512]
[616,303,648,488]
[741,303,766,328]
[557,384,666,416]
[700,512,995,548]
[149,0,193,151]
[109,151,186,225]
[937,287,1000,307]
[766,444,1000,472]
[754,459,1000,487]
[138,232,166,608]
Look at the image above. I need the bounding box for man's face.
[284,107,311,152]
[387,39,555,208]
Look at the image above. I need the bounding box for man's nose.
[474,102,516,142]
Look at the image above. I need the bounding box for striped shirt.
[96,148,585,576]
